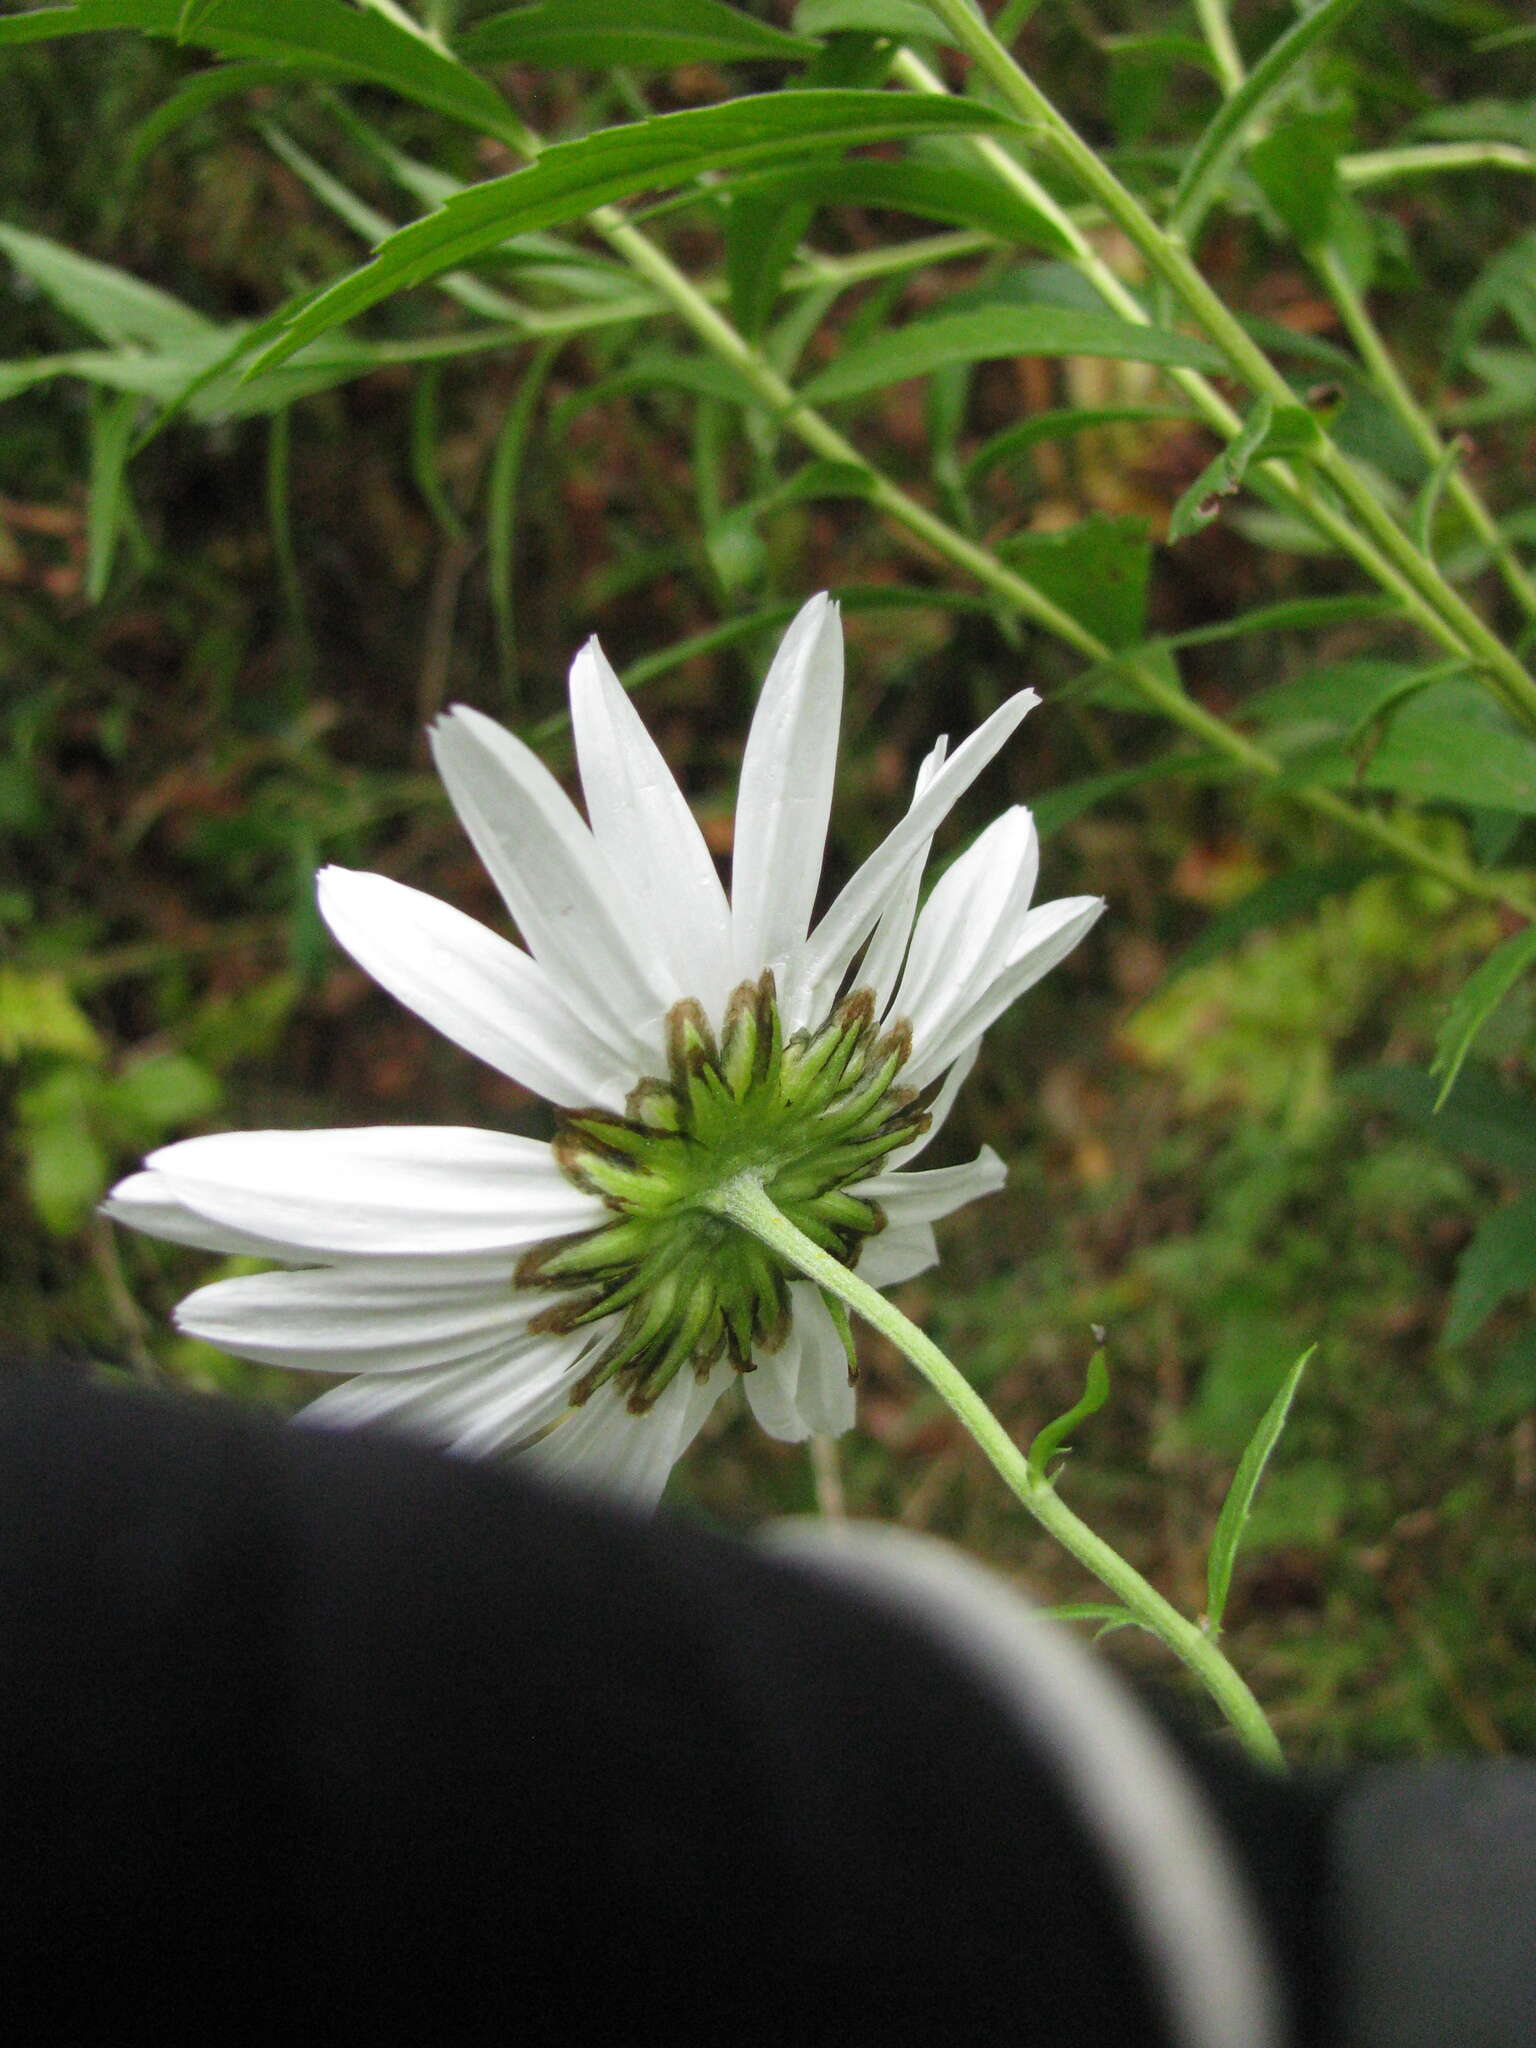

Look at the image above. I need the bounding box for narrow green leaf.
[1167,397,1274,544]
[1411,434,1469,558]
[127,60,293,167]
[795,0,949,37]
[1166,860,1389,981]
[1031,750,1232,836]
[965,402,1191,484]
[1363,683,1536,816]
[1433,925,1536,1109]
[1028,1346,1110,1477]
[721,156,1073,255]
[459,0,816,66]
[1002,514,1151,651]
[486,340,559,702]
[1342,1066,1536,1180]
[1170,0,1369,242]
[85,388,141,603]
[0,222,216,347]
[250,92,1017,372]
[801,305,1223,405]
[0,1,521,141]
[1446,1191,1536,1345]
[726,189,816,339]
[1205,1347,1314,1634]
[1036,1602,1143,1634]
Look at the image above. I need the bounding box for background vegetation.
[3,0,1535,1759]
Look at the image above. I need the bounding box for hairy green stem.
[919,0,1536,727]
[707,1174,1286,1768]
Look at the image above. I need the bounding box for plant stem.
[918,0,1536,728]
[706,1174,1286,1769]
[1312,244,1536,622]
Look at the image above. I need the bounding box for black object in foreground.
[0,1368,1529,2046]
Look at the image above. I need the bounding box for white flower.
[104,596,1102,1506]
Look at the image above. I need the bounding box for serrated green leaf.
[250,91,1017,372]
[1433,925,1536,1109]
[0,0,521,140]
[1342,1066,1536,1179]
[1167,396,1275,544]
[1170,0,1369,241]
[0,222,216,347]
[1028,1346,1110,1477]
[1002,513,1151,650]
[721,155,1072,255]
[1165,860,1390,982]
[801,306,1223,406]
[1205,1346,1314,1634]
[459,0,816,66]
[1446,1190,1536,1344]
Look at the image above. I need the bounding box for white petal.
[854,1222,938,1289]
[857,1145,1007,1230]
[318,866,627,1110]
[892,808,1038,1051]
[795,688,1039,1029]
[788,1283,856,1438]
[745,1318,809,1443]
[175,1264,546,1374]
[101,1170,315,1260]
[907,895,1103,1088]
[430,704,670,1070]
[146,1126,602,1258]
[730,593,843,1000]
[568,637,733,1018]
[532,1364,728,1506]
[297,1329,584,1453]
[861,736,948,1015]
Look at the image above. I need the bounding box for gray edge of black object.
[760,1518,1289,2048]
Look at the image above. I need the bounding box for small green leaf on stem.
[1205,1346,1314,1635]
[1433,925,1536,1110]
[1028,1344,1110,1478]
[1168,396,1274,543]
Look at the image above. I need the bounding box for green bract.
[521,972,932,1412]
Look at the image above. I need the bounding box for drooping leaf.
[249,92,1019,371]
[1433,925,1536,1108]
[85,388,142,602]
[1001,514,1152,651]
[1446,1190,1536,1345]
[1205,1347,1314,1634]
[458,0,817,66]
[1360,683,1536,815]
[0,222,216,347]
[0,0,523,141]
[719,156,1073,255]
[1242,657,1449,737]
[800,305,1224,406]
[725,189,816,339]
[1342,1066,1536,1179]
[1165,861,1390,982]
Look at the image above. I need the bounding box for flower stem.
[706,1174,1286,1770]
